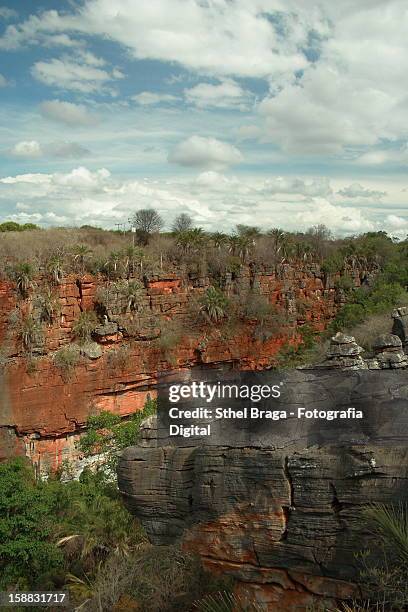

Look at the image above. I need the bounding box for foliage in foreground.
[0,456,238,611]
[78,397,157,472]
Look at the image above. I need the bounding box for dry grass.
[348,313,394,353]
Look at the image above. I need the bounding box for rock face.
[119,442,408,610]
[392,306,408,348]
[0,263,356,473]
[117,331,408,611]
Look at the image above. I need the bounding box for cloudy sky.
[0,0,408,237]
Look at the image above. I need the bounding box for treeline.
[0,209,407,285]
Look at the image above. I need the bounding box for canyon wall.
[117,332,408,611]
[0,263,360,473]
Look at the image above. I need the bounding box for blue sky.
[0,0,408,236]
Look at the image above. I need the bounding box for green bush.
[18,314,44,352]
[78,398,157,471]
[72,311,98,344]
[0,458,63,589]
[200,287,229,323]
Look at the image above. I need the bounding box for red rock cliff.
[0,263,362,473]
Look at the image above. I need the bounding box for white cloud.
[355,146,408,166]
[168,136,243,170]
[338,183,386,199]
[184,79,252,110]
[0,2,309,78]
[40,99,97,126]
[297,199,375,235]
[0,73,7,87]
[132,91,178,105]
[9,140,90,160]
[0,166,406,237]
[257,2,408,154]
[11,141,43,159]
[31,52,123,94]
[0,7,17,20]
[0,173,52,185]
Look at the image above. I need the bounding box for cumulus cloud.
[31,51,123,94]
[168,136,243,170]
[0,73,7,87]
[132,91,178,105]
[338,183,386,199]
[9,140,90,160]
[0,166,405,237]
[0,2,309,78]
[11,141,43,159]
[40,99,97,126]
[184,79,252,110]
[257,2,408,154]
[296,199,375,235]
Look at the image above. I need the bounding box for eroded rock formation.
[0,263,355,472]
[118,326,408,611]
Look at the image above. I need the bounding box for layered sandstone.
[0,263,366,472]
[117,339,408,611]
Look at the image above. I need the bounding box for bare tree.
[172,213,193,233]
[130,208,163,245]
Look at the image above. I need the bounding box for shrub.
[321,253,343,275]
[347,313,394,352]
[107,344,131,372]
[78,398,157,472]
[0,458,63,589]
[157,319,182,356]
[200,287,229,323]
[335,275,354,291]
[242,293,274,323]
[53,345,81,379]
[18,314,44,352]
[13,262,35,298]
[34,287,61,324]
[72,311,98,344]
[353,503,408,609]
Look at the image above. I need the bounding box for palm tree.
[176,228,206,255]
[227,234,241,257]
[123,246,143,278]
[19,314,43,351]
[47,254,65,284]
[211,232,228,250]
[72,245,92,274]
[200,287,229,323]
[236,235,254,263]
[15,262,34,298]
[106,250,122,277]
[121,280,143,312]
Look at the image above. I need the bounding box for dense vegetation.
[0,398,235,611]
[0,215,407,368]
[0,214,405,286]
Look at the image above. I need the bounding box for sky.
[0,0,408,237]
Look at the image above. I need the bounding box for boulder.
[373,333,402,352]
